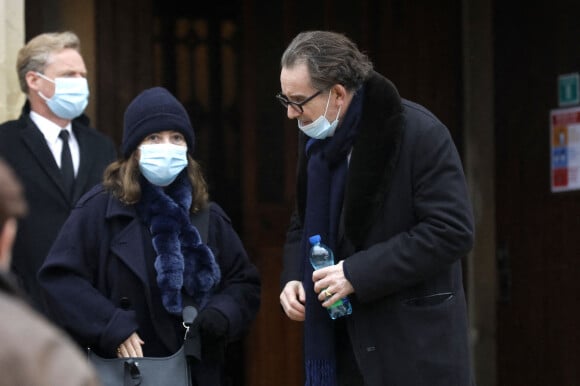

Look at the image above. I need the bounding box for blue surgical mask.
[298,91,341,139]
[36,72,89,120]
[139,143,188,187]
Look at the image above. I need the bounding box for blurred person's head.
[0,159,28,271]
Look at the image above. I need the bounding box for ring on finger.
[324,289,333,297]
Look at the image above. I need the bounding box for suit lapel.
[20,120,70,202]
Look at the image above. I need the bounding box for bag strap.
[182,208,209,310]
[190,205,209,243]
[180,205,209,362]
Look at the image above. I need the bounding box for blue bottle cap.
[309,234,321,245]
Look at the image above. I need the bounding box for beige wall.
[0,0,25,122]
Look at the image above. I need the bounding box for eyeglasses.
[275,90,322,113]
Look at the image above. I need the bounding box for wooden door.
[495,2,580,385]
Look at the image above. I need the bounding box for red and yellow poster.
[551,106,580,192]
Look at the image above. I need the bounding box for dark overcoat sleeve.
[344,101,474,302]
[37,188,139,352]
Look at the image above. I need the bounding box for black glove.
[196,308,229,363]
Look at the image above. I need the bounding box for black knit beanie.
[122,87,195,158]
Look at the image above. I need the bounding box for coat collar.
[296,72,404,248]
[104,195,149,285]
[343,72,404,247]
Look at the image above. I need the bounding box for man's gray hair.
[281,31,373,92]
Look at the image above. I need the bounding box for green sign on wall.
[558,73,580,107]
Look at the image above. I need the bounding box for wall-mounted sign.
[558,73,580,107]
[550,106,580,192]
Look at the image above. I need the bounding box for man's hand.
[280,280,306,321]
[312,261,355,308]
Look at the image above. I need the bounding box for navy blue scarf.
[136,173,221,315]
[302,90,363,386]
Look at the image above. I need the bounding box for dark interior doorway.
[494,2,580,385]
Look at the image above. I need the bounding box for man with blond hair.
[0,31,117,312]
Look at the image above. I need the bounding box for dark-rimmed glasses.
[275,90,322,113]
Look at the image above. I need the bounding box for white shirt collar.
[30,111,73,145]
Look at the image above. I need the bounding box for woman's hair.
[0,159,28,228]
[17,31,81,93]
[280,30,373,92]
[102,154,209,213]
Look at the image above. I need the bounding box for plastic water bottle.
[308,234,352,319]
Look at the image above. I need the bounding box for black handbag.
[88,306,200,386]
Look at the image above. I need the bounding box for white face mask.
[298,91,341,139]
[36,72,90,120]
[139,143,188,187]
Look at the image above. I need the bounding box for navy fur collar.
[136,174,221,314]
[343,72,404,246]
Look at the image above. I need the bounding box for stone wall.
[0,0,25,122]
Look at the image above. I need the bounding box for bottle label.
[329,299,344,309]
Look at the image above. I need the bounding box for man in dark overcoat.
[278,31,475,386]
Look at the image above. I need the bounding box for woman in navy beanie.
[38,87,261,385]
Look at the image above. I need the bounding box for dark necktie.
[59,130,75,200]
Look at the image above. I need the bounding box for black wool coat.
[282,72,475,386]
[38,185,261,385]
[0,104,117,312]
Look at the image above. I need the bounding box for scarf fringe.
[305,359,337,386]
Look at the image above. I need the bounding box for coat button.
[120,297,131,309]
